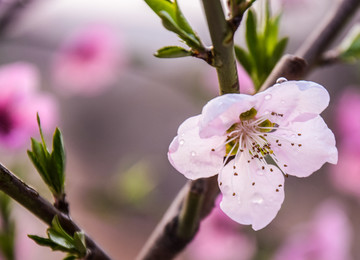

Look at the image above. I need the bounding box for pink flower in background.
[273,200,352,260]
[334,88,360,147]
[168,80,337,230]
[331,88,360,198]
[187,196,255,260]
[52,25,123,96]
[0,62,58,149]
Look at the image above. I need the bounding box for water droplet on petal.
[252,194,264,205]
[237,196,242,205]
[179,139,185,145]
[191,151,197,157]
[222,185,230,194]
[256,169,264,176]
[264,94,272,100]
[276,77,288,84]
[264,110,270,115]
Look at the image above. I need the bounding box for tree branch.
[260,0,360,91]
[0,163,112,260]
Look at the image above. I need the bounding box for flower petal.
[168,115,226,179]
[270,116,338,177]
[199,94,255,138]
[255,81,330,124]
[219,157,285,230]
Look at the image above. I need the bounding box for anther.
[298,144,302,147]
[220,182,223,186]
[278,144,282,146]
[291,143,294,146]
[278,184,282,187]
[211,148,215,151]
[247,160,250,163]
[234,172,238,176]
[232,192,236,196]
[284,164,287,167]
[276,189,279,192]
[270,168,273,172]
[233,166,236,169]
[262,166,265,170]
[298,133,302,136]
[252,182,255,186]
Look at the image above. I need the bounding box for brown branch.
[260,0,360,91]
[0,0,34,36]
[138,1,360,259]
[0,163,112,260]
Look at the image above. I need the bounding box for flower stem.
[201,0,240,95]
[176,179,205,239]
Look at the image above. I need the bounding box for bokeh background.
[0,0,360,259]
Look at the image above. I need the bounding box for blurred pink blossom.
[186,196,256,260]
[52,25,124,96]
[0,62,58,149]
[273,200,352,260]
[334,88,360,147]
[330,88,360,198]
[204,64,255,95]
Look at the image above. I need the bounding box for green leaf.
[51,128,66,194]
[144,0,201,49]
[73,232,87,256]
[234,45,253,76]
[339,24,360,62]
[63,256,77,260]
[245,9,258,58]
[154,46,192,58]
[270,37,288,67]
[28,216,87,259]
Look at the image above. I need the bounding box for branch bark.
[0,163,112,260]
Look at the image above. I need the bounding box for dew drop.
[252,194,264,205]
[222,185,230,194]
[276,77,288,84]
[179,139,185,145]
[256,169,264,176]
[191,151,197,157]
[264,94,272,100]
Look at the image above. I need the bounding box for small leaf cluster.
[235,1,288,90]
[145,0,207,59]
[338,24,360,63]
[27,114,66,199]
[28,216,87,260]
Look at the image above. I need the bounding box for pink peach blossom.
[187,196,255,260]
[273,200,352,260]
[52,25,123,96]
[168,80,337,230]
[0,62,58,149]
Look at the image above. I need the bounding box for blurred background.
[0,0,360,259]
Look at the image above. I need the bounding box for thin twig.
[260,0,360,91]
[0,163,112,260]
[0,0,33,36]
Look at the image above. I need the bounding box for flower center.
[225,108,275,159]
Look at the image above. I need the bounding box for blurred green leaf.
[155,46,192,58]
[339,24,360,62]
[234,45,253,76]
[245,9,258,58]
